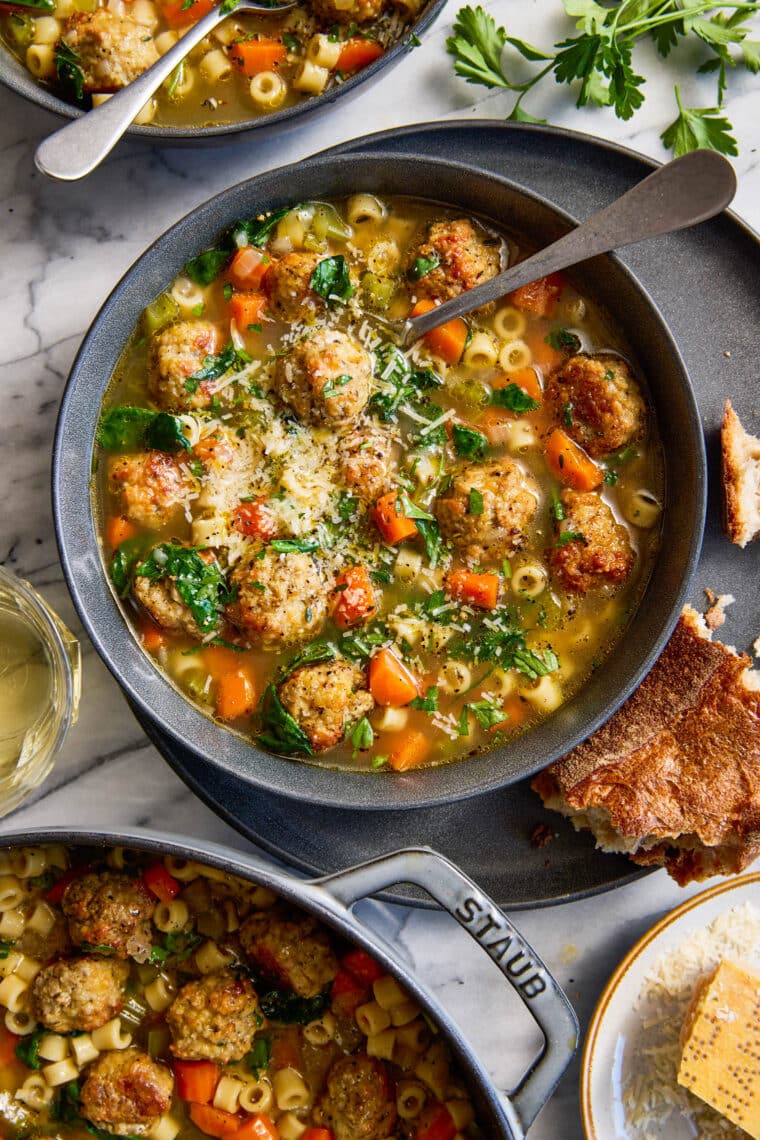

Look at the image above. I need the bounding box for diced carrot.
[202,646,247,681]
[336,38,384,73]
[410,299,468,365]
[492,366,543,405]
[331,968,367,1016]
[232,499,277,541]
[332,565,377,630]
[230,39,287,76]
[371,491,419,545]
[173,1060,220,1105]
[189,1104,242,1139]
[228,246,272,291]
[509,272,564,318]
[143,861,181,904]
[0,1027,20,1067]
[161,0,213,28]
[341,948,384,986]
[229,292,268,330]
[215,669,256,722]
[105,515,137,550]
[137,615,167,653]
[544,427,603,491]
[524,329,564,375]
[369,648,419,707]
[445,569,499,610]
[231,1115,279,1140]
[498,694,530,729]
[387,729,431,772]
[414,1103,457,1140]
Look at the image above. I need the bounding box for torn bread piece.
[722,399,760,548]
[532,606,760,885]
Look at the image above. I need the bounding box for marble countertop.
[1,1,759,1135]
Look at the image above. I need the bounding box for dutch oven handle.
[314,846,578,1136]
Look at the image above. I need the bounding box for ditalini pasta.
[93,195,662,774]
[0,843,481,1140]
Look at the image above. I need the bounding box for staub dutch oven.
[0,828,578,1137]
[53,152,706,809]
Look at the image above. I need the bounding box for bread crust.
[721,399,760,548]
[532,606,760,885]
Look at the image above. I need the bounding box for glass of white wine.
[0,566,81,816]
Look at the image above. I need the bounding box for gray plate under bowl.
[118,122,759,908]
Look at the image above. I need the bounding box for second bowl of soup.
[53,152,706,809]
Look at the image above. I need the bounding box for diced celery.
[310,202,352,243]
[361,272,395,311]
[143,292,179,336]
[6,14,36,48]
[450,378,490,408]
[147,1025,171,1058]
[303,233,327,253]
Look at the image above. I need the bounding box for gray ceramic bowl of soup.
[53,151,706,810]
[0,0,444,140]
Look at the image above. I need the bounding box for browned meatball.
[61,10,158,92]
[406,218,502,303]
[228,548,328,649]
[275,330,371,430]
[435,459,540,565]
[167,970,263,1063]
[277,659,374,754]
[314,1056,397,1140]
[17,908,70,961]
[545,353,645,458]
[31,956,129,1033]
[80,1049,173,1137]
[107,452,194,530]
[263,252,322,322]
[62,873,154,961]
[239,908,339,997]
[548,490,635,593]
[310,0,387,22]
[147,320,222,412]
[338,429,396,501]
[133,574,205,639]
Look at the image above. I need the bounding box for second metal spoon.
[402,149,736,347]
[35,0,294,182]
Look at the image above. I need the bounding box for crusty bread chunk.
[722,399,760,548]
[532,606,760,885]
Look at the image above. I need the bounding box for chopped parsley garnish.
[410,686,439,713]
[555,530,585,547]
[310,255,354,304]
[490,383,540,413]
[603,467,619,485]
[322,373,351,399]
[452,423,488,459]
[464,698,508,731]
[551,489,565,522]
[223,283,233,303]
[468,488,484,515]
[369,344,442,422]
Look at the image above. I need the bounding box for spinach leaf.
[545,328,581,353]
[9,0,55,8]
[349,716,374,751]
[468,488,484,515]
[466,698,507,730]
[269,537,320,554]
[0,939,15,959]
[338,620,389,663]
[16,1028,45,1069]
[408,255,441,280]
[185,248,231,287]
[257,685,313,756]
[511,646,559,680]
[410,686,439,713]
[98,407,190,453]
[55,41,84,102]
[415,518,442,569]
[452,423,488,459]
[135,545,232,632]
[110,536,153,598]
[231,207,293,249]
[490,383,541,413]
[446,608,559,677]
[370,344,443,422]
[148,930,202,965]
[259,986,329,1024]
[277,642,337,682]
[185,342,252,391]
[245,1036,271,1076]
[398,494,433,521]
[54,1080,139,1140]
[310,256,354,304]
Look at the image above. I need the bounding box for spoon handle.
[34,2,229,181]
[404,150,737,346]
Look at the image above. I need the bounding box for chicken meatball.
[275,330,371,430]
[435,459,540,565]
[167,970,263,1063]
[147,320,222,412]
[310,0,387,22]
[79,1049,173,1137]
[108,452,194,530]
[133,574,205,640]
[406,217,502,303]
[31,956,129,1033]
[239,908,339,997]
[338,428,396,501]
[314,1056,397,1140]
[228,548,328,649]
[62,872,155,961]
[263,252,322,322]
[277,659,374,753]
[61,10,158,91]
[545,353,645,458]
[548,490,635,593]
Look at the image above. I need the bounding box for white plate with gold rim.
[581,872,760,1140]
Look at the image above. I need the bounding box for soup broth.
[0,843,484,1139]
[94,194,664,773]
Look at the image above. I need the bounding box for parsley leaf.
[466,698,507,730]
[185,342,251,390]
[468,488,484,515]
[310,256,354,304]
[411,686,439,713]
[556,530,585,546]
[545,328,581,353]
[446,5,511,89]
[660,85,738,157]
[452,423,488,459]
[350,716,374,752]
[322,373,351,399]
[185,248,231,287]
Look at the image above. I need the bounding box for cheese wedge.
[677,959,760,1138]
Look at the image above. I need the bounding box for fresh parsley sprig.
[446,3,755,155]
